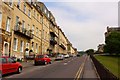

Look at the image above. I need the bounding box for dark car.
[0,56,22,75]
[34,54,52,65]
[77,54,81,57]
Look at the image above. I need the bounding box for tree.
[85,49,94,55]
[104,31,120,55]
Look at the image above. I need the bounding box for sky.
[39,0,118,51]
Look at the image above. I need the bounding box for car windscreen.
[36,55,44,58]
[57,55,63,57]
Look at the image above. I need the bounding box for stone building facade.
[0,0,77,59]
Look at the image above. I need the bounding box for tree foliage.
[85,49,94,55]
[104,31,120,55]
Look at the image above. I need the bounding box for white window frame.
[13,38,18,51]
[6,17,11,32]
[20,40,24,52]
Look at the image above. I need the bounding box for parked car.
[55,54,64,60]
[63,54,70,58]
[69,54,73,57]
[0,56,22,75]
[77,54,81,57]
[34,54,52,65]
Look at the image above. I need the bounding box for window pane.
[20,40,24,52]
[22,20,25,28]
[17,0,20,8]
[16,16,19,25]
[6,17,11,32]
[7,58,14,63]
[13,38,17,51]
[0,13,2,28]
[9,0,13,7]
[23,4,26,13]
[0,58,7,63]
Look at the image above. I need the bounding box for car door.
[1,58,10,74]
[7,58,17,73]
[46,56,50,63]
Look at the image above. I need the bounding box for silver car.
[55,54,64,60]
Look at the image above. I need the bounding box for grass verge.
[95,55,119,78]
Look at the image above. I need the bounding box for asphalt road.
[4,55,87,79]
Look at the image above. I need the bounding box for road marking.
[68,61,71,63]
[74,56,88,80]
[63,63,67,65]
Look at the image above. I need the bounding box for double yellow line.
[74,56,88,80]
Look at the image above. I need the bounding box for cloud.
[40,0,119,2]
[44,2,118,51]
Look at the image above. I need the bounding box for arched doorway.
[3,42,9,56]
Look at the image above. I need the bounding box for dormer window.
[17,0,20,8]
[9,0,13,7]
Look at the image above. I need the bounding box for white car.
[64,54,70,58]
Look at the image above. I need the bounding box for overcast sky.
[40,0,118,51]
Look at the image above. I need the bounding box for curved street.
[3,55,99,80]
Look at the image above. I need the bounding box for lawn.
[95,55,120,78]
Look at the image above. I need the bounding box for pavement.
[82,55,99,79]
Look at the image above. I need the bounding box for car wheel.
[44,61,47,65]
[17,67,22,73]
[34,62,38,66]
[49,61,52,64]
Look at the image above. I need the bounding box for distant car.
[77,54,81,57]
[55,54,64,60]
[63,54,70,58]
[69,54,73,57]
[34,54,52,65]
[0,56,22,75]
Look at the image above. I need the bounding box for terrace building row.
[0,0,77,60]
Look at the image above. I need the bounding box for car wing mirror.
[12,60,16,63]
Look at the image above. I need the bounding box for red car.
[0,56,22,75]
[34,54,52,65]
